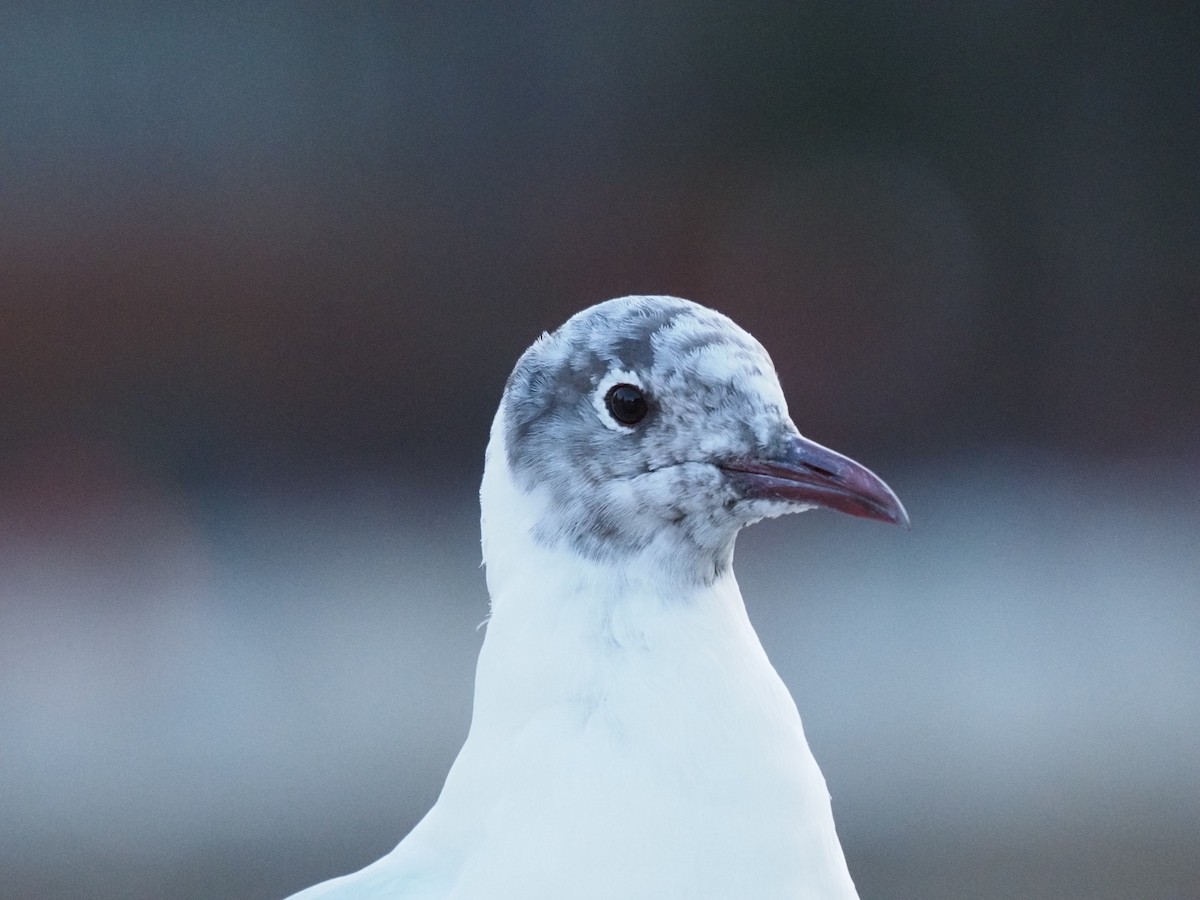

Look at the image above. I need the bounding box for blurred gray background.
[1,5,1197,899]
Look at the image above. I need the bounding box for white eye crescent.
[593,370,648,432]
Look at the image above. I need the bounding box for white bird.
[288,295,908,899]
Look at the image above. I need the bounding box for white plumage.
[289,296,907,899]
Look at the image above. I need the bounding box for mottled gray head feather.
[500,295,797,581]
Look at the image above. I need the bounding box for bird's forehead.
[651,310,776,385]
[519,295,774,393]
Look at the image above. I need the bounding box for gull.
[288,295,908,899]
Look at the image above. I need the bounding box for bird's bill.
[720,435,910,527]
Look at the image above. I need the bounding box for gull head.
[485,295,907,585]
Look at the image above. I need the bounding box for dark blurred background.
[2,5,1197,899]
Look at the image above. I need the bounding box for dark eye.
[605,383,649,426]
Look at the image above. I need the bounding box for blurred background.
[2,4,1197,899]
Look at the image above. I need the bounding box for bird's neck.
[474,411,817,756]
[476,439,757,725]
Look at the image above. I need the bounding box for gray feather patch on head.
[499,295,794,576]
